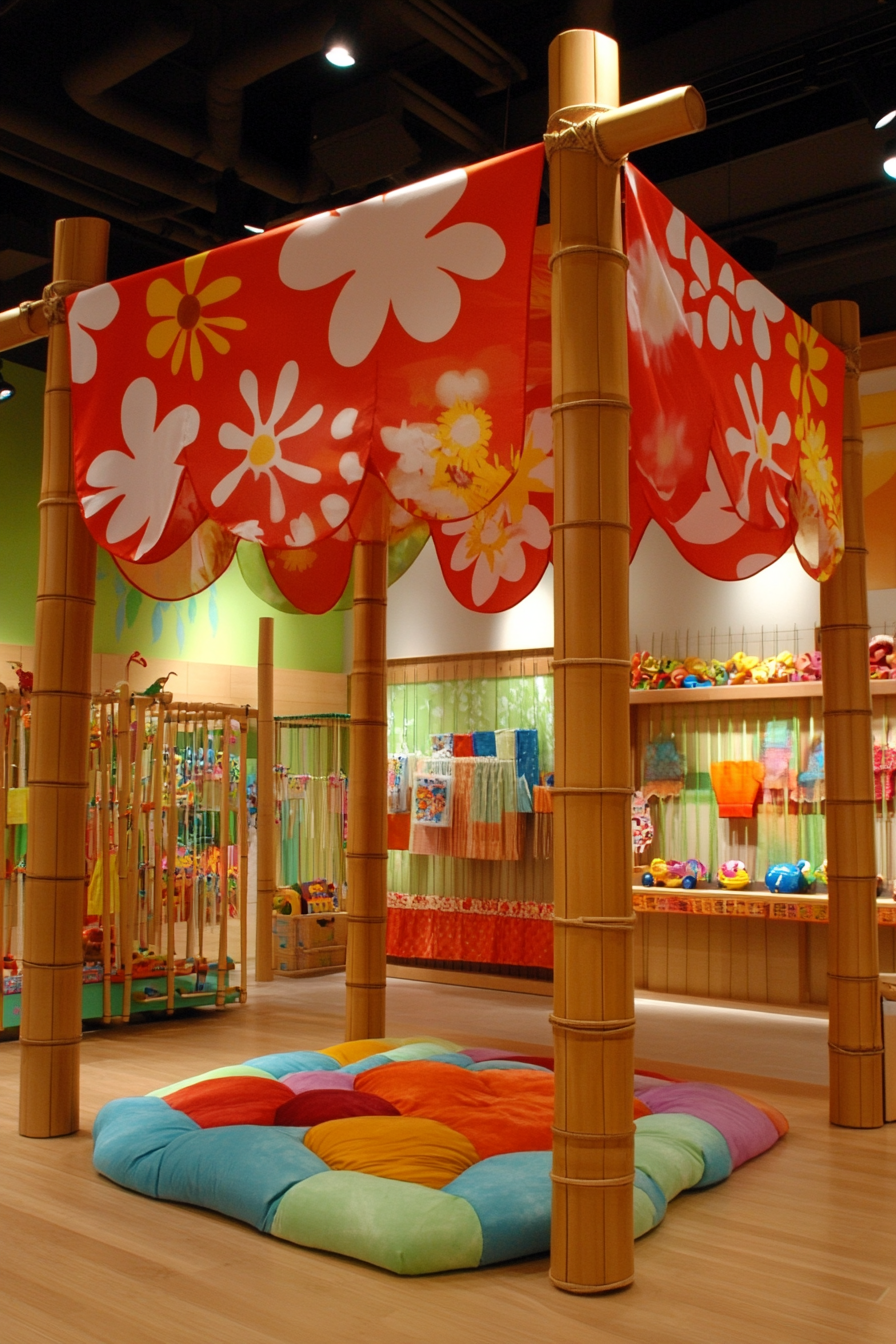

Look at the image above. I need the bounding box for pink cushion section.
[280,1070,356,1095]
[635,1082,779,1167]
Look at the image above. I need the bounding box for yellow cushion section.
[318,1040,403,1065]
[303,1116,479,1189]
[318,1036,460,1065]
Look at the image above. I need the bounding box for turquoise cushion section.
[93,1097,198,1196]
[155,1124,328,1231]
[443,1151,552,1265]
[339,1052,395,1075]
[242,1050,338,1078]
[271,1170,483,1275]
[634,1169,667,1225]
[341,1051,477,1075]
[467,1060,551,1073]
[636,1113,732,1189]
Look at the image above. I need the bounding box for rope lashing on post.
[544,104,627,168]
[24,280,93,327]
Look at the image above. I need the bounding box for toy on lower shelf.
[641,858,707,890]
[717,859,750,890]
[765,860,813,894]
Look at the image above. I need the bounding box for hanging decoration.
[68,146,553,616]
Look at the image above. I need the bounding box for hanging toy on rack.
[631,791,654,853]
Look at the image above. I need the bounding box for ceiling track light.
[0,361,16,402]
[324,4,360,68]
[852,59,896,132]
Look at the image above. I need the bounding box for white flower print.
[285,515,315,547]
[278,168,506,367]
[212,361,324,524]
[665,207,743,351]
[83,376,198,558]
[69,283,120,383]
[443,501,551,607]
[231,520,264,542]
[626,234,686,355]
[735,279,785,361]
[725,362,791,525]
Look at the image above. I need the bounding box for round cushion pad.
[275,1089,399,1127]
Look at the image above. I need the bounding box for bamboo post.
[545,30,704,1293]
[125,697,147,1022]
[19,216,109,1138]
[99,702,112,1024]
[238,713,249,1003]
[149,702,165,950]
[814,299,884,1128]
[116,683,130,1019]
[345,488,390,1041]
[255,618,275,981]
[166,711,177,1015]
[0,692,7,999]
[216,716,230,1007]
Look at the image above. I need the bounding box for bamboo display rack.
[83,689,253,1024]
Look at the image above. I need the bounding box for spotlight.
[885,140,896,180]
[324,5,359,68]
[244,224,264,234]
[0,361,15,402]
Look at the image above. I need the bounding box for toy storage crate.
[273,943,347,977]
[273,912,348,950]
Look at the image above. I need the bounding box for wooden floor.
[1,976,895,1344]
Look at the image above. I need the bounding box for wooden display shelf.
[630,679,896,706]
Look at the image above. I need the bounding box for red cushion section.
[275,1089,400,1127]
[165,1077,293,1128]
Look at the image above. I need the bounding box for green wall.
[0,359,343,671]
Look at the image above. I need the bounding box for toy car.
[765,860,813,894]
[641,858,707,890]
[717,859,750,890]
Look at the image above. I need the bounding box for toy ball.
[765,860,813,894]
[717,859,750,890]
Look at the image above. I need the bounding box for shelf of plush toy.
[631,679,896,706]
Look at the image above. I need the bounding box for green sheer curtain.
[388,675,554,774]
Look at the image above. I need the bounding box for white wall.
[347,527,896,667]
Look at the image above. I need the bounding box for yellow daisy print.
[437,400,492,466]
[799,418,837,510]
[785,314,828,436]
[146,251,246,381]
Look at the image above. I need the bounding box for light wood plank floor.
[2,976,895,1344]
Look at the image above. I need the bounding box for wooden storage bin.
[273,944,346,976]
[273,912,348,951]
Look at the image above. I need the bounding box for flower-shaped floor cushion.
[92,1037,788,1276]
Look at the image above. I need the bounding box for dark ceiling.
[2,0,895,372]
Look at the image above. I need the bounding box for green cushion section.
[243,1051,340,1078]
[383,1042,463,1063]
[634,1124,705,1200]
[148,1065,276,1098]
[633,1186,657,1239]
[637,1112,732,1189]
[270,1170,483,1275]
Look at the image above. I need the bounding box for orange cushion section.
[303,1115,479,1189]
[318,1040,402,1065]
[356,1062,555,1159]
[633,1097,652,1119]
[731,1090,790,1136]
[165,1076,293,1128]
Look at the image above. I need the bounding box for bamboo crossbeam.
[255,618,275,980]
[345,492,390,1041]
[19,217,108,1139]
[815,299,884,1128]
[0,299,50,353]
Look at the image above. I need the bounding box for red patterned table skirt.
[386,893,554,968]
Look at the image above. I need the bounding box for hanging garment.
[710,760,766,818]
[514,729,540,795]
[796,735,825,804]
[387,754,410,813]
[495,729,516,760]
[413,773,453,826]
[873,741,896,802]
[631,791,655,854]
[387,812,412,851]
[430,734,454,758]
[453,733,474,758]
[642,734,685,801]
[760,723,793,800]
[472,731,497,757]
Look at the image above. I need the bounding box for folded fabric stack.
[93,1037,787,1277]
